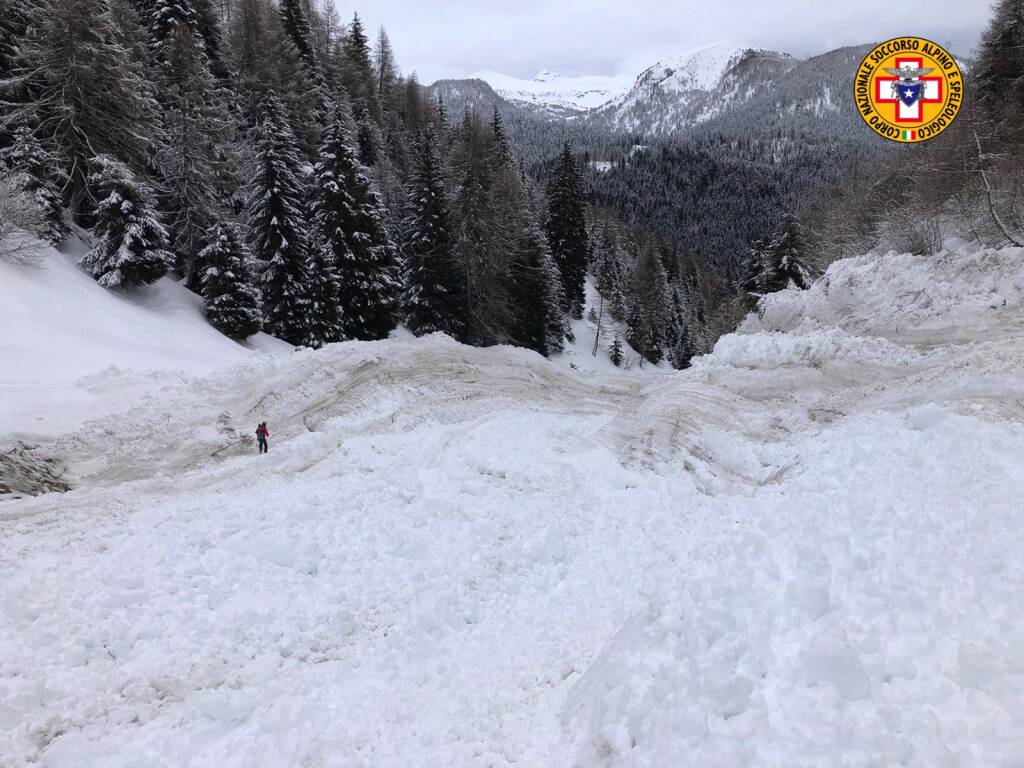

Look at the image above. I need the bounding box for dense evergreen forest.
[2,0,1023,364]
[0,0,711,366]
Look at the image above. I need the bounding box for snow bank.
[708,326,927,370]
[747,245,1024,337]
[560,244,1024,766]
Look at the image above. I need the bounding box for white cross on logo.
[874,57,943,122]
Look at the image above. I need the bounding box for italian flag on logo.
[902,129,917,140]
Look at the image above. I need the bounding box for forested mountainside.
[0,0,608,359]
[432,43,898,308]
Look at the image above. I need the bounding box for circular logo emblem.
[854,37,964,143]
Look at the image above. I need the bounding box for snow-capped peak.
[471,68,634,113]
[631,41,752,95]
[467,42,757,115]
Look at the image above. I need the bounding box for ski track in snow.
[2,245,1024,766]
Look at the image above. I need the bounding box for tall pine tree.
[80,155,173,287]
[158,19,231,287]
[11,0,161,218]
[0,0,40,150]
[311,105,400,341]
[2,125,67,242]
[509,210,569,357]
[545,143,588,317]
[278,0,319,78]
[402,128,467,340]
[594,222,627,321]
[741,215,814,297]
[303,243,344,348]
[626,242,671,365]
[247,96,310,345]
[200,221,263,339]
[449,109,513,345]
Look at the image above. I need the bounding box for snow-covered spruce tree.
[594,223,627,321]
[625,243,671,365]
[230,0,321,154]
[508,212,569,357]
[303,243,344,348]
[146,0,200,65]
[277,0,331,120]
[742,215,814,300]
[192,0,229,80]
[353,100,383,167]
[200,222,262,339]
[0,0,40,150]
[545,143,589,318]
[609,333,624,367]
[401,128,467,340]
[158,20,232,288]
[0,0,36,82]
[739,235,771,303]
[340,13,379,122]
[247,97,310,345]
[311,105,400,341]
[278,0,319,78]
[2,126,68,243]
[448,108,523,345]
[11,0,161,218]
[540,237,571,355]
[80,155,173,288]
[766,215,814,290]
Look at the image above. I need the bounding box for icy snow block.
[784,577,832,620]
[800,644,871,701]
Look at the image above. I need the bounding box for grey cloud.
[343,0,991,83]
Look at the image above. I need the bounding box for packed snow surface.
[2,244,1024,766]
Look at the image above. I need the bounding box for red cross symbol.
[874,57,943,123]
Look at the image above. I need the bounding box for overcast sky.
[343,0,993,83]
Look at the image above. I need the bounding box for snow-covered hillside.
[0,241,287,437]
[2,244,1023,766]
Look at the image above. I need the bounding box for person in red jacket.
[256,421,269,454]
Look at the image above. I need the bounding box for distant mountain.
[590,43,798,135]
[472,69,633,117]
[429,78,509,116]
[435,42,875,140]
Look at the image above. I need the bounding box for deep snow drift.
[1,244,1023,767]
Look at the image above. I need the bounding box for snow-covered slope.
[2,243,1023,766]
[555,278,670,373]
[634,42,752,93]
[0,240,287,437]
[473,68,633,116]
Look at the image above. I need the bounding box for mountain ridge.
[441,42,874,137]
